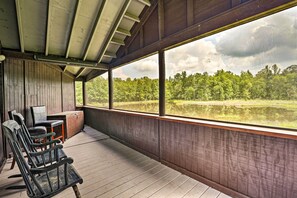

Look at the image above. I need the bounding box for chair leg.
[10,157,16,170]
[72,185,81,198]
[61,123,65,143]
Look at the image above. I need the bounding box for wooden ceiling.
[0,0,150,79]
[1,0,296,82]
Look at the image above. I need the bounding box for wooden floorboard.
[0,125,227,198]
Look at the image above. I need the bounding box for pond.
[113,100,297,130]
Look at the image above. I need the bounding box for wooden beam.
[47,64,75,79]
[34,54,109,70]
[158,0,164,40]
[116,0,157,59]
[83,0,107,61]
[15,0,25,52]
[65,0,81,58]
[85,70,108,81]
[124,12,140,23]
[75,67,85,79]
[45,0,52,56]
[97,0,132,63]
[63,66,68,72]
[159,50,165,116]
[110,38,125,46]
[112,0,297,68]
[116,27,131,36]
[104,51,117,58]
[108,69,113,109]
[138,0,151,6]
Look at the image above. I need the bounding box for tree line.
[81,64,297,104]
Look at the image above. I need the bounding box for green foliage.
[86,76,108,106]
[83,64,297,105]
[75,82,83,105]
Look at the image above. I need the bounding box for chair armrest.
[29,145,63,157]
[30,157,74,174]
[31,132,56,139]
[30,139,61,147]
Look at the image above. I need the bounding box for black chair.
[31,106,65,143]
[8,110,48,170]
[2,120,83,198]
[8,110,47,136]
[13,113,67,167]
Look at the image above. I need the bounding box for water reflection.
[114,102,297,129]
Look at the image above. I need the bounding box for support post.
[82,80,86,106]
[108,69,113,109]
[159,50,165,116]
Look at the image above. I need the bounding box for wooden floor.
[0,126,231,198]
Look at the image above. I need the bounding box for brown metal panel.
[128,32,140,54]
[143,8,159,46]
[164,0,187,37]
[193,0,232,24]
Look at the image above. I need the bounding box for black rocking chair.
[2,120,83,198]
[13,113,67,167]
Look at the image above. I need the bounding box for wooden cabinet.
[48,111,84,140]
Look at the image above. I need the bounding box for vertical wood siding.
[3,58,75,126]
[84,107,297,198]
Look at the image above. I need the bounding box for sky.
[113,6,297,79]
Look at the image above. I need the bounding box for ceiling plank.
[82,0,107,61]
[15,0,25,53]
[124,12,140,23]
[116,27,131,36]
[65,0,81,58]
[138,0,151,6]
[111,38,125,46]
[75,67,85,78]
[45,0,53,56]
[97,0,132,63]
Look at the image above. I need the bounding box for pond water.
[114,101,297,129]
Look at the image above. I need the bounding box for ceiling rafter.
[65,0,81,58]
[45,0,52,56]
[137,0,151,6]
[97,0,132,63]
[82,0,107,61]
[111,38,125,46]
[116,27,131,36]
[75,67,85,79]
[124,12,140,23]
[115,0,157,59]
[15,0,25,53]
[104,51,117,58]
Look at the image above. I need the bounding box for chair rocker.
[2,120,83,198]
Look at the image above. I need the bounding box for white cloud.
[166,40,227,76]
[165,6,297,76]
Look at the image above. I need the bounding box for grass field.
[89,100,297,130]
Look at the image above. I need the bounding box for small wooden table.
[47,111,84,140]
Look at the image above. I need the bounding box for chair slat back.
[31,106,47,125]
[2,120,42,196]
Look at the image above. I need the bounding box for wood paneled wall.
[84,107,297,198]
[2,58,75,126]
